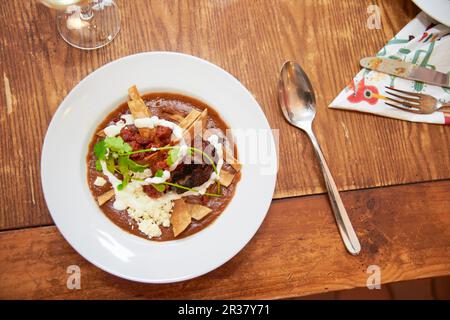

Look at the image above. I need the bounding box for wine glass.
[40,0,121,50]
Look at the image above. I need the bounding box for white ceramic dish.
[41,52,277,283]
[412,0,450,27]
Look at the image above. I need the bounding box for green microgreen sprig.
[94,137,222,196]
[94,137,148,190]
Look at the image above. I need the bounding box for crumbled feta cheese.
[138,220,162,238]
[97,169,174,238]
[93,176,107,187]
[120,114,134,125]
[113,198,128,211]
[104,120,126,137]
[135,116,159,129]
[127,193,174,227]
[104,125,121,137]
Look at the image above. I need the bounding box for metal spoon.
[278,61,361,255]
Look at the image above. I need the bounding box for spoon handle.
[306,129,361,255]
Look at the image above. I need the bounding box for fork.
[384,86,450,114]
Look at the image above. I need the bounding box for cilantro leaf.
[117,155,129,175]
[155,169,164,177]
[127,158,147,172]
[166,147,180,166]
[94,140,107,160]
[95,159,102,171]
[117,173,130,191]
[106,157,115,174]
[117,155,148,190]
[104,136,132,154]
[117,156,132,190]
[93,137,145,191]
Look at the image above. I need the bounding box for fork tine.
[383,95,419,109]
[385,102,421,114]
[385,90,420,104]
[395,100,420,109]
[384,86,421,99]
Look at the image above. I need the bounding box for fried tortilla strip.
[171,199,192,237]
[127,85,152,138]
[223,150,241,171]
[183,108,208,141]
[186,203,212,221]
[96,130,106,137]
[219,170,235,187]
[128,85,141,101]
[97,189,115,206]
[179,109,201,129]
[127,85,150,117]
[128,100,151,119]
[163,112,185,123]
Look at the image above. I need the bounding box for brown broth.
[87,93,240,241]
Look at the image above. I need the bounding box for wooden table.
[0,0,449,299]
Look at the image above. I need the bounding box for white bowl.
[41,52,277,283]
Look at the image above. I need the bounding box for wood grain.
[0,181,449,299]
[0,0,449,230]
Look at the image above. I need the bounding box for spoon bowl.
[278,61,316,129]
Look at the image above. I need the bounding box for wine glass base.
[56,1,120,50]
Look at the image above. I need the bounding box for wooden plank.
[0,181,448,299]
[297,276,450,299]
[432,276,450,300]
[1,0,448,230]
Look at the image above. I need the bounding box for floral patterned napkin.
[329,12,450,125]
